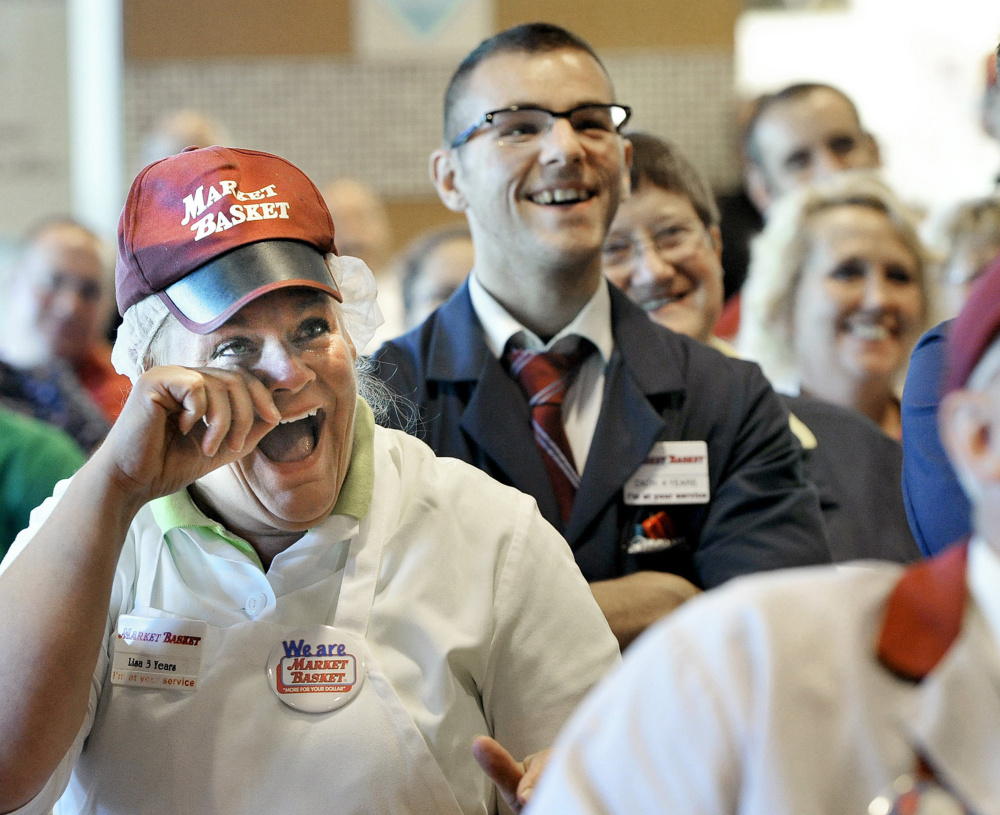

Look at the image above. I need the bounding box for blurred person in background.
[322,178,403,349]
[743,83,882,216]
[901,47,1000,561]
[0,221,115,452]
[0,219,130,423]
[140,109,229,167]
[738,171,931,440]
[399,223,474,329]
[602,132,725,348]
[715,83,883,341]
[606,133,917,563]
[902,195,1000,557]
[0,406,83,562]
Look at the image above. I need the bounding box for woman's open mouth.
[257,408,324,463]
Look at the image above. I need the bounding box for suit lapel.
[564,287,688,547]
[565,347,666,545]
[425,283,561,528]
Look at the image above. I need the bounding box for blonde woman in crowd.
[738,171,931,439]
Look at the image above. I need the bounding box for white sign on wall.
[354,0,493,61]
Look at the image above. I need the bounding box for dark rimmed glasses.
[449,103,632,149]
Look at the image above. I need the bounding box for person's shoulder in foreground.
[0,406,84,560]
[526,558,913,815]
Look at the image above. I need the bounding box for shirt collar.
[150,395,376,557]
[468,272,614,363]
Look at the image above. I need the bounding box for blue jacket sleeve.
[900,320,972,556]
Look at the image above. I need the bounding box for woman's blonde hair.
[736,170,932,393]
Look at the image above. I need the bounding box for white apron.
[57,511,468,815]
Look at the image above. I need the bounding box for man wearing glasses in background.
[373,23,828,651]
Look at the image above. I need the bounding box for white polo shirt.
[7,400,620,815]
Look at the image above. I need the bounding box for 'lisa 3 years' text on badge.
[266,625,366,713]
[624,441,710,505]
[111,615,207,691]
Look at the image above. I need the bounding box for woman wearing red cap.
[0,147,618,815]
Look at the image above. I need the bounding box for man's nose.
[253,342,315,393]
[538,117,586,164]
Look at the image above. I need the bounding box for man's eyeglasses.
[449,103,632,149]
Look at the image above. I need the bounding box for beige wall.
[124,0,352,59]
[124,0,739,252]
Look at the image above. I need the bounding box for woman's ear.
[940,387,1000,486]
[430,149,468,213]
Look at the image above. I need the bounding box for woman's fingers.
[196,369,281,459]
[143,365,280,461]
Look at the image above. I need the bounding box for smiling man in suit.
[372,22,828,649]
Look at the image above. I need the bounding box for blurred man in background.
[323,178,403,347]
[1,219,129,423]
[716,83,883,340]
[743,82,881,215]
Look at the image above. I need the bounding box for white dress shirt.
[468,273,614,474]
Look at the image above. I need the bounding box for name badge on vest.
[624,441,710,505]
[110,614,208,692]
[266,625,366,713]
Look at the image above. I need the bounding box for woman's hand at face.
[92,365,281,508]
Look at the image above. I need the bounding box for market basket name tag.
[110,614,207,692]
[624,441,710,505]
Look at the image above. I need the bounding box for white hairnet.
[111,253,383,383]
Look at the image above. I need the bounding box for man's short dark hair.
[627,132,719,229]
[741,82,864,169]
[442,22,611,145]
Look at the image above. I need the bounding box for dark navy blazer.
[372,281,830,588]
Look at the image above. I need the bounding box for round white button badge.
[266,625,366,713]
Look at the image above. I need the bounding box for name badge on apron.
[624,441,710,505]
[111,614,208,691]
[266,625,366,713]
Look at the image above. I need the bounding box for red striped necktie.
[505,340,593,524]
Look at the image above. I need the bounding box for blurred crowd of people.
[2,18,1000,815]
